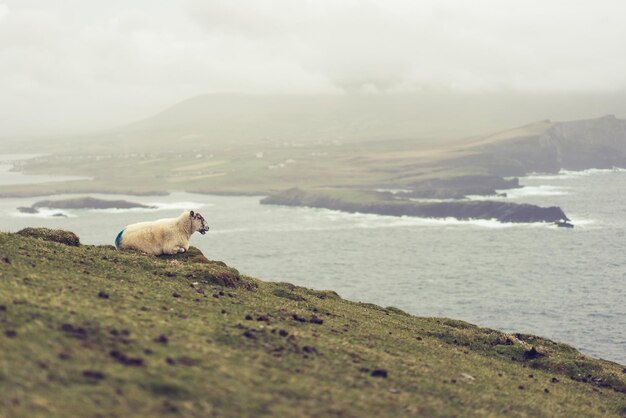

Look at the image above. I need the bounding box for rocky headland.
[261,188,570,224]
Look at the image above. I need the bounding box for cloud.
[0,0,625,135]
[187,0,626,92]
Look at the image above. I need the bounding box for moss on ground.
[1,231,625,417]
[16,227,81,247]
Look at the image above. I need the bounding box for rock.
[523,346,545,360]
[83,370,105,380]
[17,206,38,214]
[31,197,156,210]
[158,246,211,264]
[17,228,80,247]
[555,220,574,228]
[60,323,88,339]
[109,350,144,366]
[154,335,169,344]
[292,314,307,323]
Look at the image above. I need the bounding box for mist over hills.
[14,91,626,155]
[121,92,626,149]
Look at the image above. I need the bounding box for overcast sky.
[1,0,625,136]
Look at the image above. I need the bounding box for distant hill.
[50,92,624,154]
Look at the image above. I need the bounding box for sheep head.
[190,210,210,235]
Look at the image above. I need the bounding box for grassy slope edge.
[0,231,625,418]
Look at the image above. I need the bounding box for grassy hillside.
[1,230,625,417]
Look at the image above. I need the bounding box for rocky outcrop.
[17,228,80,246]
[461,115,626,176]
[398,175,520,199]
[20,197,156,213]
[261,188,569,223]
[547,115,626,170]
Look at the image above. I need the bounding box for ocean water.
[0,161,624,365]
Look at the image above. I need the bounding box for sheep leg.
[162,245,186,255]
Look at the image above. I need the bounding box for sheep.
[115,210,209,255]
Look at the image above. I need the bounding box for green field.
[1,230,625,417]
[0,134,486,197]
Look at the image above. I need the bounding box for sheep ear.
[190,210,195,217]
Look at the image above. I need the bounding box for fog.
[1,0,626,136]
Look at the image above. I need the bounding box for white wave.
[408,197,459,203]
[565,217,596,227]
[151,201,213,210]
[560,168,626,176]
[466,185,568,199]
[263,208,555,231]
[375,188,413,194]
[90,207,158,214]
[465,194,504,201]
[354,216,522,229]
[496,185,569,199]
[11,209,76,219]
[523,173,565,181]
[526,167,626,180]
[91,201,213,213]
[208,227,252,235]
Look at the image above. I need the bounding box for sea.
[0,154,624,365]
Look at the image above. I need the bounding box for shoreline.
[2,155,625,227]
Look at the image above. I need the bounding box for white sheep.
[115,210,209,255]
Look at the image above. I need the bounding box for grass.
[1,230,625,417]
[0,138,484,197]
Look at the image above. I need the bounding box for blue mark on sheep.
[115,229,125,248]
